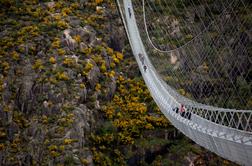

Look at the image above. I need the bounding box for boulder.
[80,42,88,50]
[66,105,96,149]
[76,26,96,44]
[108,26,125,52]
[45,2,55,8]
[62,29,77,50]
[68,16,81,27]
[86,59,100,88]
[15,60,36,114]
[89,37,102,47]
[80,88,87,103]
[105,77,116,100]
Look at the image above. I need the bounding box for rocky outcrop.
[62,25,102,51]
[62,29,78,51]
[68,105,95,146]
[105,14,126,52]
[15,60,36,114]
[105,77,116,100]
[86,59,101,88]
[63,105,97,165]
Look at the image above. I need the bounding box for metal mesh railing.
[131,0,252,110]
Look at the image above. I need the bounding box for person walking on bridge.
[144,65,147,72]
[128,4,132,18]
[138,53,144,65]
[179,104,185,117]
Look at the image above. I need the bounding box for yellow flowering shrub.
[1,61,10,73]
[56,20,69,29]
[108,70,115,78]
[50,151,60,157]
[48,145,58,151]
[59,145,65,151]
[11,51,19,61]
[95,0,104,5]
[55,1,63,9]
[84,61,94,72]
[118,132,134,145]
[106,47,113,56]
[81,47,92,56]
[63,58,75,67]
[0,144,5,151]
[112,55,120,64]
[0,131,6,138]
[52,38,61,48]
[95,83,101,91]
[0,80,3,93]
[110,62,115,68]
[63,138,75,145]
[18,25,39,37]
[100,63,106,72]
[115,51,123,61]
[57,48,66,56]
[49,57,56,64]
[32,59,43,70]
[42,115,48,124]
[53,14,61,21]
[62,7,72,16]
[178,88,186,96]
[56,72,69,81]
[73,35,81,43]
[70,2,79,10]
[80,83,86,89]
[103,106,114,119]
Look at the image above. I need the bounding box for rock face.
[63,29,78,50]
[61,105,97,165]
[0,1,122,165]
[45,2,55,8]
[86,59,101,88]
[16,60,36,114]
[106,18,126,52]
[68,105,95,147]
[105,77,116,100]
[61,25,104,53]
[78,26,96,45]
[108,26,125,52]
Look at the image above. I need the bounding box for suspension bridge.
[116,0,252,165]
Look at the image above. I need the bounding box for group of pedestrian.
[128,3,147,72]
[172,104,191,120]
[139,53,147,72]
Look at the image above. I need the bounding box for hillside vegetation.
[0,0,238,165]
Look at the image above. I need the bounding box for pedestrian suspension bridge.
[116,0,252,165]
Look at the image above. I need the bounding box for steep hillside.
[0,0,238,165]
[0,0,125,164]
